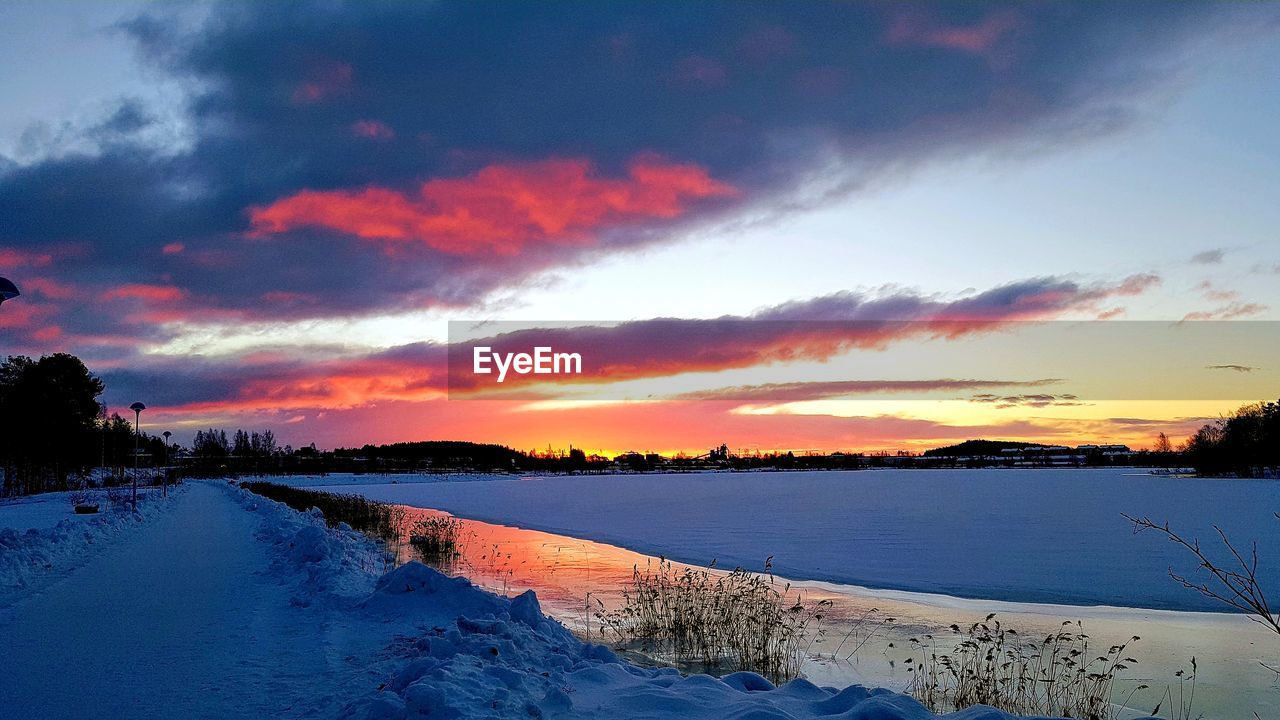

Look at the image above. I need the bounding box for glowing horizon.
[2,2,1278,454]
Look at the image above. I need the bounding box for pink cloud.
[104,283,189,302]
[0,302,42,330]
[887,9,1022,56]
[21,277,78,300]
[1194,280,1239,302]
[1182,302,1269,321]
[31,325,63,342]
[291,60,354,104]
[0,248,53,269]
[351,119,395,140]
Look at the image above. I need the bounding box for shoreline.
[301,474,1257,614]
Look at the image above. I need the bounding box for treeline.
[334,441,524,468]
[6,351,1275,494]
[0,354,169,496]
[1183,398,1279,477]
[182,438,539,475]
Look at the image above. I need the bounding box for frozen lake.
[371,503,1274,720]
[291,468,1280,612]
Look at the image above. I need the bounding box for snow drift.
[339,559,1101,720]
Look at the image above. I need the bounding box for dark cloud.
[677,378,1062,403]
[968,393,1083,409]
[1205,364,1258,373]
[446,274,1155,393]
[1189,249,1226,264]
[92,274,1150,413]
[0,1,1265,370]
[88,99,156,141]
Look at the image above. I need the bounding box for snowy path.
[0,483,352,720]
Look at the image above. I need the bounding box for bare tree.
[1154,432,1172,455]
[1125,513,1279,641]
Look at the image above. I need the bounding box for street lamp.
[162,431,172,498]
[130,402,146,511]
[0,277,18,306]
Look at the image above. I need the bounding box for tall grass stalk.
[905,615,1140,720]
[596,557,830,683]
[409,515,463,567]
[240,481,405,545]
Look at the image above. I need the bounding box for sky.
[1,1,1278,455]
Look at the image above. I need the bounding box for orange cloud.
[155,352,448,417]
[247,156,737,255]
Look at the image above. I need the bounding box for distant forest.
[921,440,1043,457]
[1182,398,1280,476]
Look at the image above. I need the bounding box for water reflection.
[386,504,1275,720]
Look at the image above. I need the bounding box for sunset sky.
[2,1,1279,455]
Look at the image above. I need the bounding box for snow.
[0,488,170,607]
[337,550,1071,720]
[288,468,1280,612]
[0,482,370,719]
[0,489,108,531]
[1,479,1153,719]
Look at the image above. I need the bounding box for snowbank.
[224,483,383,604]
[339,559,1100,720]
[0,488,176,606]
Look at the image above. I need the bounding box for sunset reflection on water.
[382,503,1276,720]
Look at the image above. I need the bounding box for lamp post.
[0,277,18,306]
[130,402,146,511]
[162,431,172,498]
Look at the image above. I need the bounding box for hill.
[921,439,1043,457]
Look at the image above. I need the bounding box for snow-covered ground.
[0,487,172,607]
[0,489,111,531]
[1,479,1146,720]
[281,468,1280,612]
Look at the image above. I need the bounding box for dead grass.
[904,615,1142,719]
[595,557,830,683]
